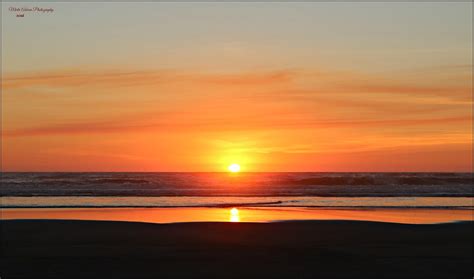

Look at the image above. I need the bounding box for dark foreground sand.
[1,220,472,278]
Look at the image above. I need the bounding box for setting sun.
[228,164,241,173]
[230,207,240,222]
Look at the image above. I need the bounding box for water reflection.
[2,207,472,224]
[230,207,240,222]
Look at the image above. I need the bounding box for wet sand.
[2,207,473,224]
[1,219,472,278]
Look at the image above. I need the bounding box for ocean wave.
[1,172,472,197]
[1,196,472,208]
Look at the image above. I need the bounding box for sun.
[230,207,240,222]
[230,207,239,215]
[228,163,241,173]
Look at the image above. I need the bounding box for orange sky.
[2,67,472,171]
[1,3,472,172]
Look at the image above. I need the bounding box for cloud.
[2,66,471,139]
[3,67,471,101]
[2,69,295,90]
[3,114,471,138]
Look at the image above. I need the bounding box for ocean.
[1,172,472,208]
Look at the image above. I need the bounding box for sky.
[1,2,472,172]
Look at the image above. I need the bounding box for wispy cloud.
[4,67,471,103]
[3,114,471,138]
[2,69,295,90]
[3,66,471,143]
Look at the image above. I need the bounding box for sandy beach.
[1,219,472,278]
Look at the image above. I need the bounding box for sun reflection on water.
[229,207,240,222]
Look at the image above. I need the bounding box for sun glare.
[228,163,241,173]
[230,208,239,215]
[230,207,240,222]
